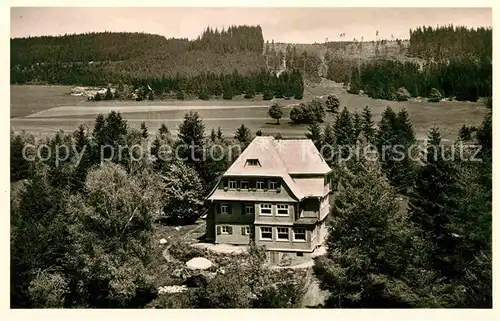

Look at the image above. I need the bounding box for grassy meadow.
[10,82,487,141]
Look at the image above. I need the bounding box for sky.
[10,7,492,43]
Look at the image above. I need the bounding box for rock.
[159,238,167,245]
[175,226,181,231]
[186,257,214,270]
[158,285,188,295]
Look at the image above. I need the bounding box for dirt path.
[301,269,329,308]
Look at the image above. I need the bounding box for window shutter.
[241,227,246,235]
[216,226,221,235]
[228,204,232,214]
[228,226,233,235]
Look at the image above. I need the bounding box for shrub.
[168,241,206,262]
[428,88,443,102]
[244,92,255,99]
[176,91,185,100]
[326,94,340,113]
[395,87,411,101]
[289,99,325,124]
[198,91,210,100]
[222,91,233,100]
[263,91,274,100]
[256,129,263,136]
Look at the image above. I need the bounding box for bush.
[256,129,263,136]
[294,92,303,100]
[168,241,206,262]
[222,91,233,100]
[289,99,325,124]
[395,87,411,101]
[428,88,443,102]
[326,94,340,113]
[147,291,195,308]
[198,91,210,100]
[244,92,255,99]
[176,91,185,100]
[263,91,274,100]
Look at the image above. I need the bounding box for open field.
[10,85,86,118]
[10,82,487,141]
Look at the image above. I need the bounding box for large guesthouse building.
[205,136,333,263]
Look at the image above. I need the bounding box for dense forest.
[10,26,288,97]
[408,25,492,61]
[11,24,492,102]
[10,95,492,308]
[323,25,492,101]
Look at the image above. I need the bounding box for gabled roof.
[274,139,332,175]
[212,136,332,201]
[294,178,329,198]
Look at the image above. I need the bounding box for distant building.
[205,136,333,264]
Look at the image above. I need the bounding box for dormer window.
[245,159,261,167]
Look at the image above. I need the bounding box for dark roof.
[294,217,318,225]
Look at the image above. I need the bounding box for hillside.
[11,26,267,84]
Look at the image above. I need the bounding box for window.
[228,180,237,189]
[221,226,231,235]
[245,204,255,215]
[268,180,278,190]
[293,228,306,241]
[260,227,272,240]
[241,180,248,189]
[277,227,289,240]
[277,204,289,216]
[260,204,272,215]
[220,204,229,214]
[241,226,251,236]
[256,181,264,189]
[245,159,260,166]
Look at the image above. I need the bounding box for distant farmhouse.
[206,136,333,264]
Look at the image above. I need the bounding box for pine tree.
[314,157,416,308]
[158,123,170,138]
[217,126,223,140]
[305,122,323,150]
[408,127,462,283]
[140,121,149,139]
[234,124,252,145]
[210,128,217,142]
[376,107,416,192]
[322,122,336,163]
[178,112,205,148]
[353,111,362,141]
[325,94,340,113]
[361,106,375,143]
[333,107,355,146]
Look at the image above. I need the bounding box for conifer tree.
[314,156,416,308]
[305,122,323,150]
[361,106,375,143]
[210,128,217,142]
[353,111,362,141]
[140,121,149,139]
[158,123,170,138]
[333,107,355,146]
[325,94,340,113]
[234,124,252,145]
